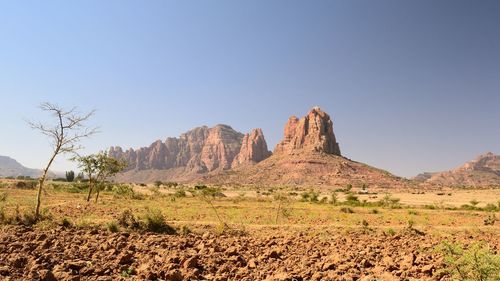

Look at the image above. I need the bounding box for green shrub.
[378,194,401,208]
[121,267,136,277]
[107,221,120,233]
[143,208,175,234]
[300,190,319,203]
[407,219,415,229]
[112,184,145,200]
[173,189,187,198]
[198,187,225,198]
[345,193,360,205]
[386,228,396,236]
[438,241,500,281]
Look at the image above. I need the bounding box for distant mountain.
[414,152,500,187]
[0,156,44,178]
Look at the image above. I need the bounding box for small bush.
[61,217,72,228]
[121,267,136,277]
[484,204,499,212]
[407,219,415,229]
[340,207,354,213]
[378,194,401,208]
[118,209,140,229]
[143,208,176,234]
[198,187,225,198]
[0,191,7,202]
[164,182,179,188]
[179,225,191,236]
[112,184,145,200]
[469,199,480,207]
[361,219,369,228]
[173,189,187,198]
[438,241,500,281]
[107,221,120,233]
[15,180,37,189]
[300,190,319,203]
[371,209,379,214]
[329,192,338,205]
[483,214,496,226]
[386,228,396,236]
[408,210,418,215]
[345,193,360,205]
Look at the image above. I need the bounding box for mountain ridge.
[414,152,500,187]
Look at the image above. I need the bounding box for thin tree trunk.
[86,177,93,202]
[35,151,58,221]
[95,184,100,203]
[275,199,282,224]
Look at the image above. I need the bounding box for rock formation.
[232,129,272,168]
[274,107,341,155]
[202,107,409,189]
[109,125,271,181]
[414,152,500,187]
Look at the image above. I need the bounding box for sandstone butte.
[201,107,409,189]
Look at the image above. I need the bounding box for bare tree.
[28,102,97,221]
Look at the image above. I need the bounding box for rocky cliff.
[274,107,341,155]
[109,125,271,182]
[232,128,272,168]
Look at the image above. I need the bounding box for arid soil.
[1,225,497,281]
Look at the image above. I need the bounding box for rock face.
[232,129,272,168]
[414,152,500,187]
[109,125,271,180]
[274,107,341,155]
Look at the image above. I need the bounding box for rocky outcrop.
[414,152,500,187]
[274,107,341,155]
[232,129,272,168]
[202,107,410,189]
[109,125,270,178]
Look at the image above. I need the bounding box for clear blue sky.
[0,0,499,177]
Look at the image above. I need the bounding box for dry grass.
[0,180,498,234]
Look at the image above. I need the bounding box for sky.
[0,0,499,178]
